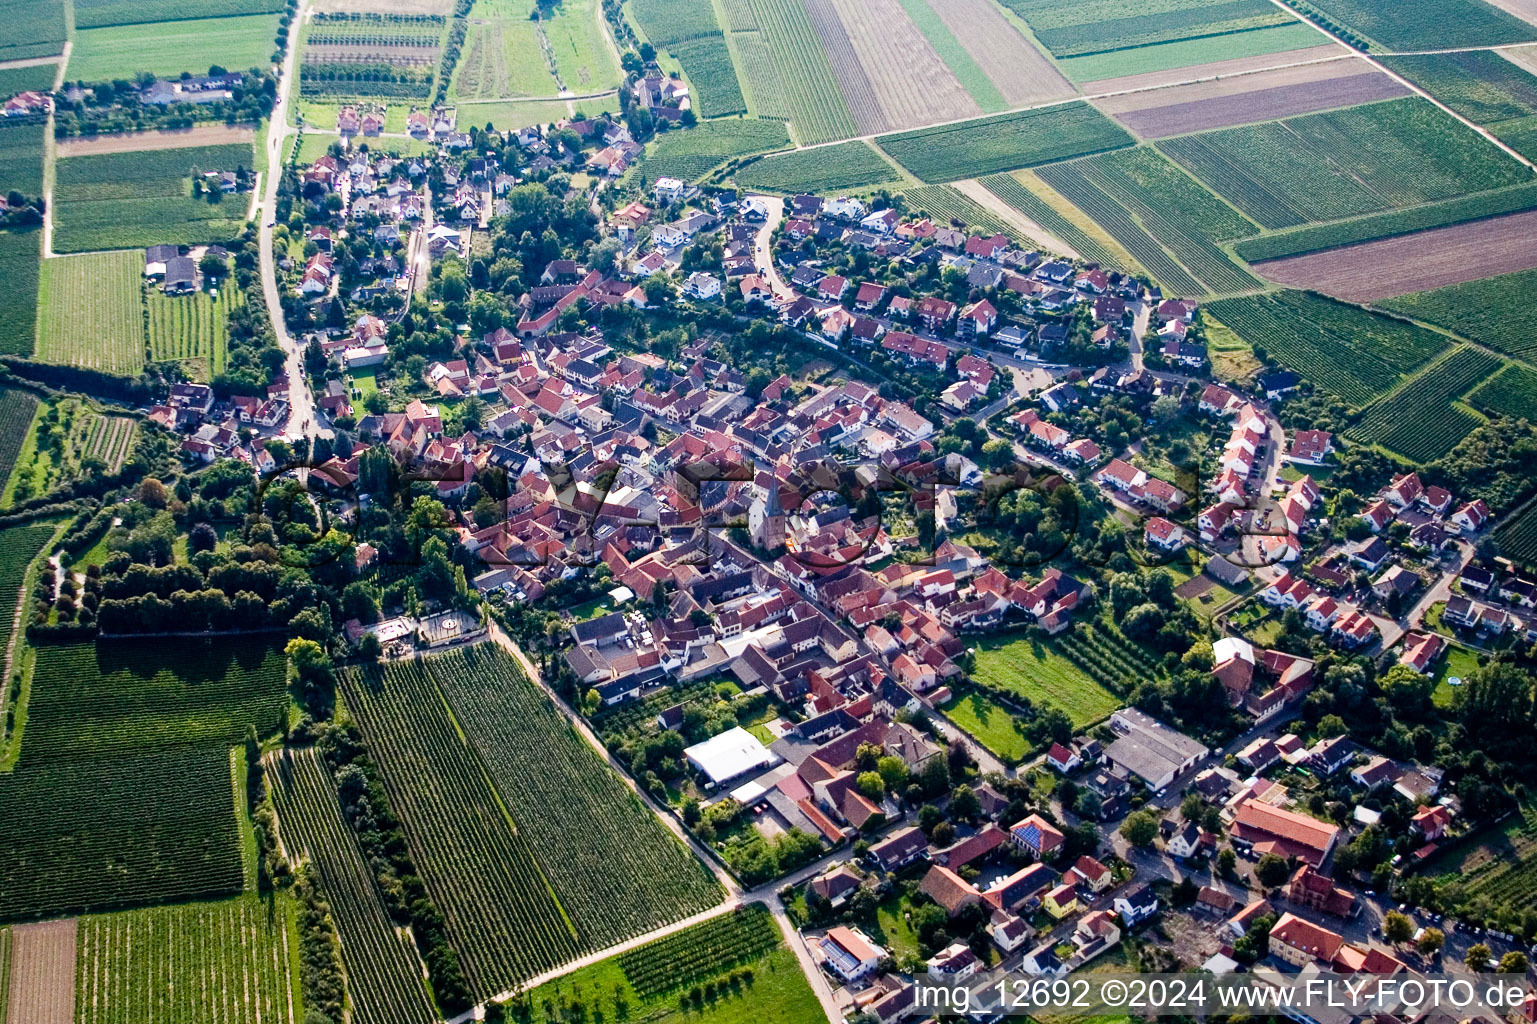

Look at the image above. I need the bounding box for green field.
[1348,347,1500,461]
[980,172,1123,267]
[148,275,242,377]
[1234,183,1537,262]
[54,143,255,254]
[1496,499,1537,567]
[72,0,283,28]
[734,140,900,193]
[0,230,40,357]
[876,102,1132,183]
[1378,268,1537,361]
[67,14,282,81]
[75,894,301,1024]
[643,119,790,182]
[0,123,46,198]
[340,645,719,998]
[972,629,1122,729]
[999,0,1294,59]
[2,398,137,506]
[268,748,440,1024]
[0,62,58,96]
[0,391,40,499]
[1056,22,1323,82]
[0,746,246,918]
[1161,98,1533,230]
[902,185,1014,236]
[940,687,1032,762]
[513,906,821,1024]
[0,0,67,61]
[1206,290,1447,406]
[36,251,147,376]
[1467,361,1537,420]
[23,638,287,766]
[718,0,857,144]
[1432,643,1483,708]
[1297,0,1536,50]
[453,0,561,100]
[540,0,622,93]
[0,522,57,664]
[1383,51,1537,162]
[1038,147,1259,296]
[627,0,744,117]
[893,0,1006,111]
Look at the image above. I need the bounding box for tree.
[1254,853,1291,888]
[1180,792,1204,821]
[1120,810,1157,848]
[1464,942,1493,971]
[189,522,219,554]
[876,756,909,793]
[1416,927,1444,956]
[856,771,885,800]
[1497,951,1528,974]
[949,784,980,821]
[1217,847,1237,875]
[1384,911,1415,945]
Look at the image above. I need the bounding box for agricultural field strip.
[978,172,1125,267]
[6,919,75,1024]
[1349,346,1502,461]
[1377,267,1537,360]
[797,0,892,136]
[1467,361,1537,418]
[1495,498,1537,567]
[819,0,980,130]
[913,0,1074,107]
[36,251,146,377]
[268,748,438,1024]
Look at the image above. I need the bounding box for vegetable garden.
[877,102,1132,182]
[268,748,439,1024]
[75,894,299,1024]
[429,645,721,950]
[1348,346,1500,461]
[1206,290,1446,406]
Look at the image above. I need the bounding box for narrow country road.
[259,0,327,442]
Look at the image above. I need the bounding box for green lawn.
[941,687,1031,763]
[68,14,281,80]
[972,630,1121,728]
[1432,643,1482,708]
[871,893,924,961]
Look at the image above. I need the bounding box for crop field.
[972,629,1121,728]
[979,173,1122,268]
[670,35,747,117]
[1297,0,1536,50]
[268,748,439,1024]
[147,276,242,376]
[1039,147,1259,296]
[734,140,899,193]
[75,894,299,1024]
[999,0,1291,59]
[1234,182,1537,262]
[339,659,583,995]
[73,0,283,28]
[68,14,283,81]
[0,231,40,358]
[540,0,620,92]
[1160,98,1533,230]
[517,906,821,1024]
[1058,23,1324,84]
[891,0,1003,112]
[1378,268,1537,360]
[726,0,858,144]
[3,399,138,506]
[908,0,1072,107]
[903,186,1014,236]
[643,119,789,182]
[1496,499,1537,566]
[451,0,557,100]
[1430,800,1537,913]
[877,102,1133,183]
[0,63,59,96]
[1383,51,1537,161]
[0,746,245,918]
[1349,347,1501,461]
[0,390,39,497]
[429,645,720,950]
[1096,61,1408,138]
[54,144,254,254]
[36,251,146,376]
[0,123,46,198]
[1206,290,1447,406]
[22,639,287,766]
[6,919,74,1024]
[0,523,59,665]
[1467,362,1537,419]
[0,926,8,1021]
[1252,208,1537,300]
[0,0,67,61]
[940,687,1031,762]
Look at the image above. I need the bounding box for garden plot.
[1253,208,1537,300]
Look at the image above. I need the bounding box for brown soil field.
[1255,208,1537,300]
[801,0,888,135]
[1483,0,1537,26]
[925,0,1075,106]
[6,920,76,1024]
[56,124,256,158]
[1098,64,1406,137]
[1081,43,1348,96]
[817,0,979,132]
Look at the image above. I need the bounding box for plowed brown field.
[6,920,76,1024]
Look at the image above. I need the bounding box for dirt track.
[1254,208,1537,300]
[7,920,77,1024]
[1081,43,1349,97]
[1096,60,1406,137]
[57,124,256,158]
[926,0,1076,106]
